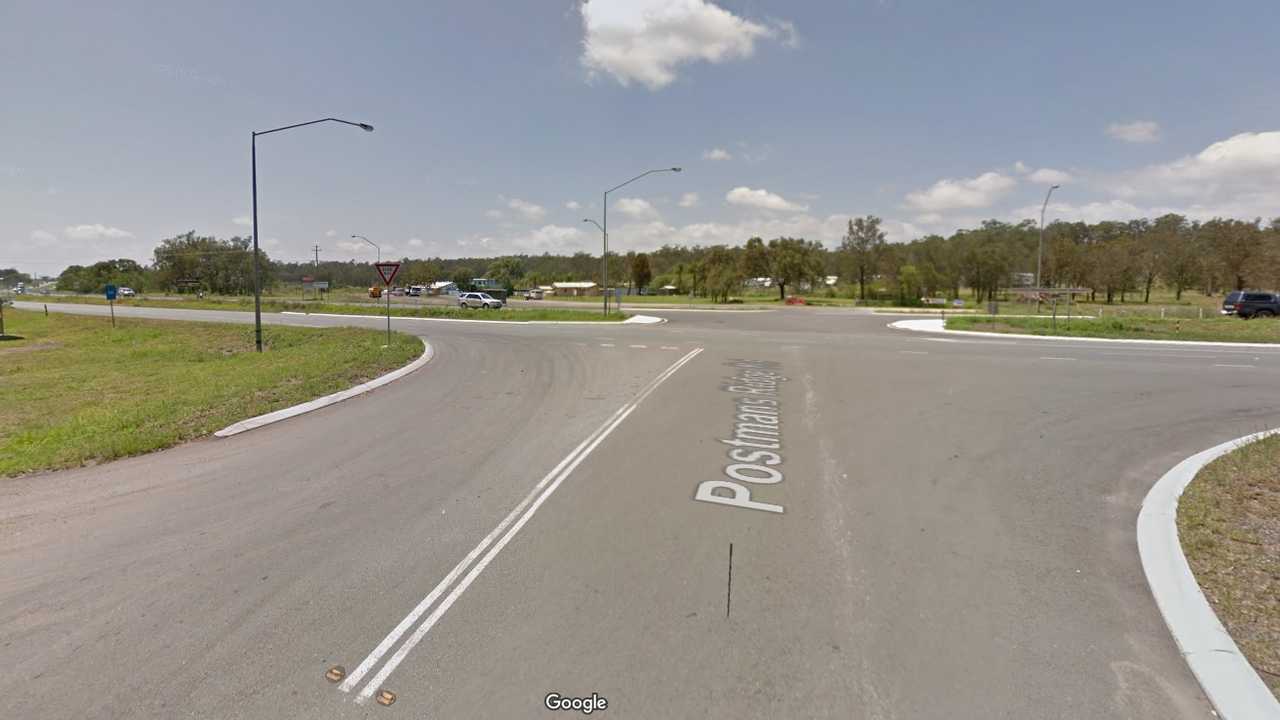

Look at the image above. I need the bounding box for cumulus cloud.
[30,229,57,244]
[580,0,790,90]
[1027,168,1072,184]
[904,171,1017,212]
[703,147,732,161]
[615,197,660,220]
[232,215,251,227]
[566,200,581,210]
[725,186,808,212]
[1106,120,1161,143]
[63,224,134,240]
[678,192,700,208]
[408,237,424,247]
[507,198,546,222]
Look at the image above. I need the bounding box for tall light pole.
[599,167,681,315]
[251,117,374,352]
[1037,184,1060,290]
[352,234,380,262]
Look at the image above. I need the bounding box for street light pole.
[352,234,380,263]
[250,117,374,352]
[1037,184,1060,289]
[598,167,682,316]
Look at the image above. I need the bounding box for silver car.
[458,292,504,309]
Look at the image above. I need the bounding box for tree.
[630,253,653,292]
[0,268,32,287]
[1207,218,1261,290]
[767,237,824,300]
[897,265,922,304]
[702,245,743,302]
[839,216,886,300]
[152,231,268,294]
[486,256,525,291]
[740,237,770,281]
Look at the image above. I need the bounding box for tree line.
[54,215,1280,302]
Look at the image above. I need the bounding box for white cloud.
[63,224,134,240]
[678,192,700,208]
[232,215,251,227]
[725,186,808,212]
[580,0,788,90]
[703,147,732,161]
[408,237,424,247]
[566,200,582,210]
[1027,168,1073,184]
[484,209,504,220]
[325,229,337,237]
[30,229,57,244]
[615,197,660,220]
[1014,161,1030,174]
[1106,120,1161,143]
[904,171,1017,212]
[1011,199,1146,225]
[507,197,546,222]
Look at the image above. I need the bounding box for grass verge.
[944,315,1280,343]
[1178,434,1280,697]
[0,309,421,476]
[40,295,628,322]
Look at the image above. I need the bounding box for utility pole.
[312,244,321,268]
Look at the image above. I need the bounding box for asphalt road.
[6,302,1280,718]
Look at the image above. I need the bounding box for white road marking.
[341,348,704,703]
[1213,363,1255,368]
[629,344,647,349]
[599,343,615,348]
[898,350,929,355]
[660,345,679,350]
[1039,356,1075,361]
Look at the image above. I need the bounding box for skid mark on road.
[337,348,704,704]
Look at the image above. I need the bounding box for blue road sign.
[105,284,117,301]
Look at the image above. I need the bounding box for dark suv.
[1232,291,1280,319]
[1221,291,1244,315]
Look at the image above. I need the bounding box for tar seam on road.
[726,543,733,618]
[339,347,705,704]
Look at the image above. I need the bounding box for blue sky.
[3,0,1279,275]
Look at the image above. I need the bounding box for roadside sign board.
[105,284,117,301]
[375,262,400,286]
[312,281,330,290]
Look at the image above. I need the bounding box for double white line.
[339,347,705,703]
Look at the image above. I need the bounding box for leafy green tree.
[702,245,743,302]
[839,216,886,300]
[739,237,771,281]
[897,265,922,304]
[486,256,525,291]
[630,253,653,292]
[767,237,824,300]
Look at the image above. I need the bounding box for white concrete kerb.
[214,338,433,437]
[1137,430,1280,719]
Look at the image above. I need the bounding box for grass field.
[1178,434,1280,697]
[0,309,421,476]
[40,295,628,322]
[944,314,1280,343]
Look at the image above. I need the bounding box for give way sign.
[374,262,400,286]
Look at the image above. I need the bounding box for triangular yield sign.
[374,262,401,286]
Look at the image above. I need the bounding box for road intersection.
[5,302,1278,718]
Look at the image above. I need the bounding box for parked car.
[408,285,425,297]
[523,289,543,300]
[1233,292,1280,319]
[1221,290,1245,315]
[118,287,136,297]
[458,292,504,309]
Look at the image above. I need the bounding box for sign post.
[104,284,117,328]
[374,262,401,346]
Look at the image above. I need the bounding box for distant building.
[471,278,500,290]
[552,281,599,297]
[1011,272,1035,288]
[825,275,839,287]
[744,277,774,289]
[429,280,458,295]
